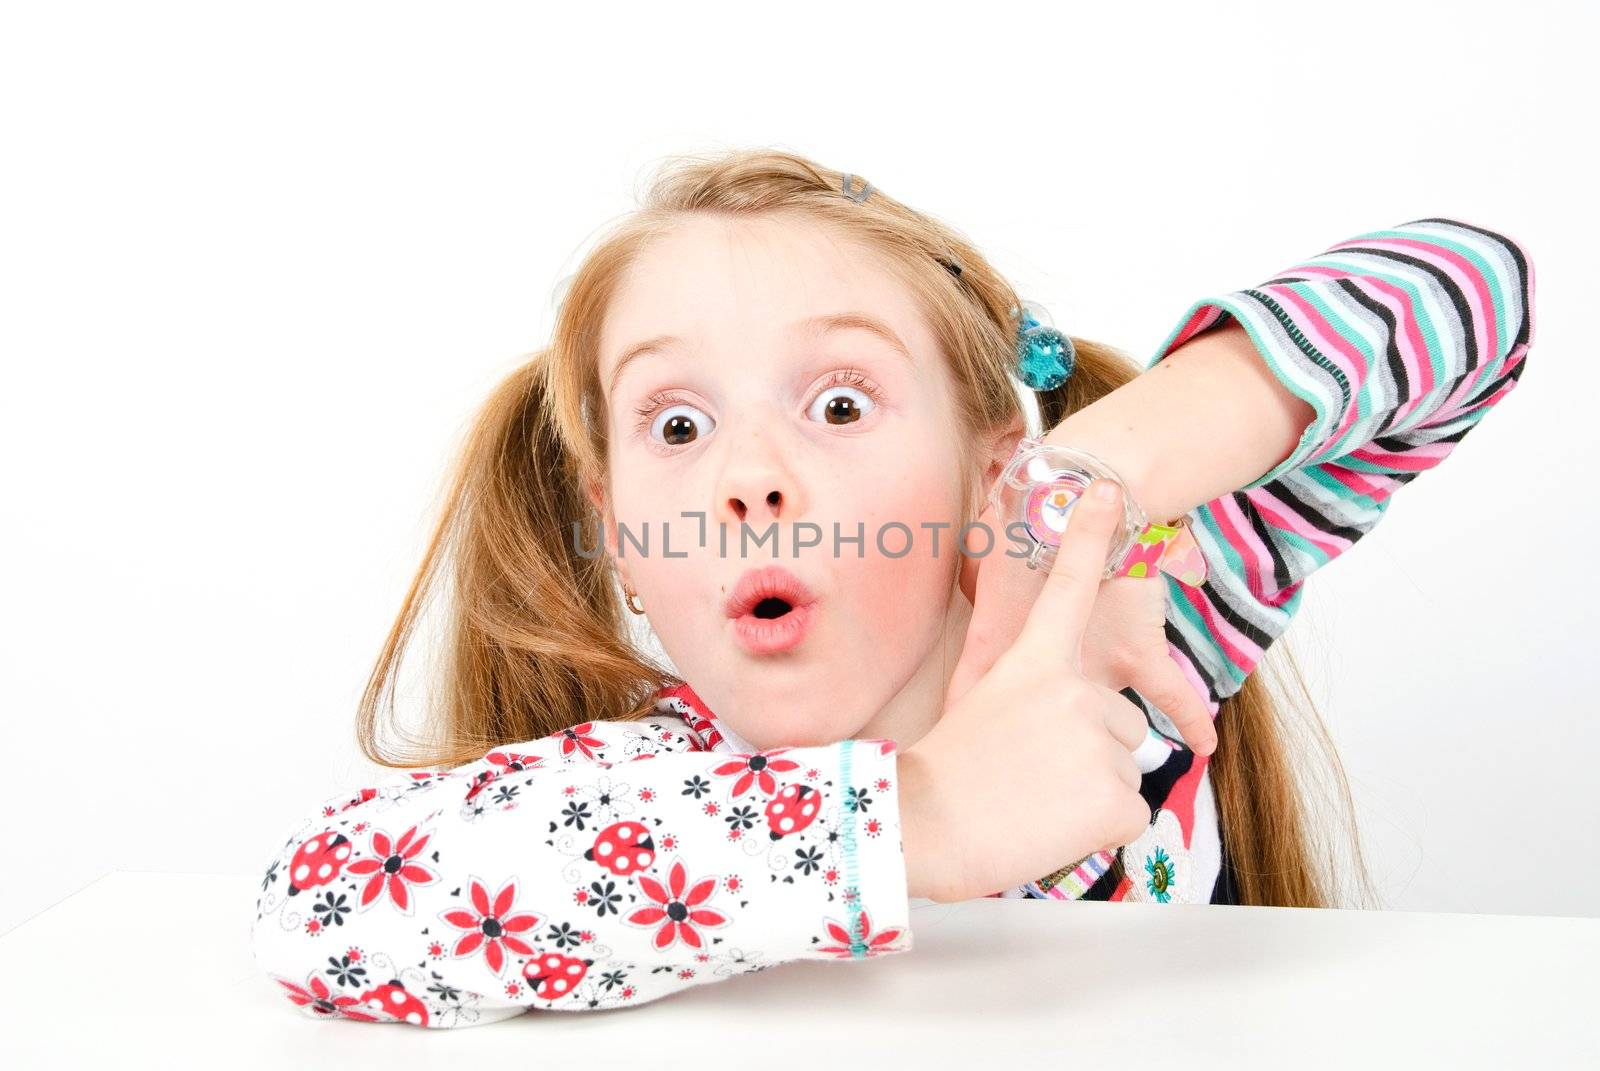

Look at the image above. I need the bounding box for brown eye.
[807,386,874,426]
[650,403,714,447]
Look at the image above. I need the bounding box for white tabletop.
[1,871,1591,1067]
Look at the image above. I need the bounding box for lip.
[724,565,818,655]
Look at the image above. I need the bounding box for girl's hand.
[952,495,1216,757]
[899,480,1154,903]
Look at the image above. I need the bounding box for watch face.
[1022,477,1086,549]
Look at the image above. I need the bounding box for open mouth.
[725,566,818,655]
[723,564,816,619]
[751,596,794,619]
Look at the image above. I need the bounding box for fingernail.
[1092,480,1120,503]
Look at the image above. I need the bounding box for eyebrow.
[606,311,913,395]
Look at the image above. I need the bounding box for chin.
[744,719,855,752]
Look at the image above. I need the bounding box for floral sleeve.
[249,715,911,1029]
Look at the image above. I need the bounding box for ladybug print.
[356,981,430,1027]
[255,682,917,1029]
[763,782,822,840]
[286,832,351,896]
[523,952,593,1000]
[585,820,655,877]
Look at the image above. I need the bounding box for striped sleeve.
[1144,218,1536,708]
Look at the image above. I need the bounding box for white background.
[2,0,1594,934]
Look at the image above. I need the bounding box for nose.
[727,487,782,524]
[712,429,805,527]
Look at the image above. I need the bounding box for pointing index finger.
[1019,478,1124,656]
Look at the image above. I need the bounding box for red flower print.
[464,771,499,804]
[345,825,438,914]
[711,749,802,798]
[337,787,379,813]
[274,973,395,1023]
[625,858,730,952]
[439,876,542,976]
[485,750,543,775]
[465,750,547,803]
[817,909,904,959]
[551,722,607,761]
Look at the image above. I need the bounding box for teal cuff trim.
[839,738,867,959]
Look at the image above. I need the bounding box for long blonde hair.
[356,147,1375,909]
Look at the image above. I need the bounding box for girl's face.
[592,212,981,750]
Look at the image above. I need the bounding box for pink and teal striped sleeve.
[1146,217,1536,709]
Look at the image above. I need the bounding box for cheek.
[840,465,966,619]
[611,486,704,604]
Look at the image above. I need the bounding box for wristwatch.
[987,437,1208,587]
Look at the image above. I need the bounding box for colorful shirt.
[250,217,1535,1026]
[1027,216,1536,905]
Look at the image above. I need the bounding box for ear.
[583,475,629,587]
[979,418,1028,498]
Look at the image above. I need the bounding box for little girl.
[250,148,1535,1028]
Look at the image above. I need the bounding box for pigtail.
[355,351,671,771]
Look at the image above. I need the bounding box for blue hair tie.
[1014,306,1076,391]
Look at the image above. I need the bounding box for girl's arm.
[1050,217,1535,706]
[1049,217,1534,528]
[251,715,911,1028]
[1011,217,1535,902]
[1046,318,1315,526]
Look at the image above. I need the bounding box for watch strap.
[1112,519,1208,587]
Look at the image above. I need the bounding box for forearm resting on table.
[1047,320,1315,523]
[898,747,957,902]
